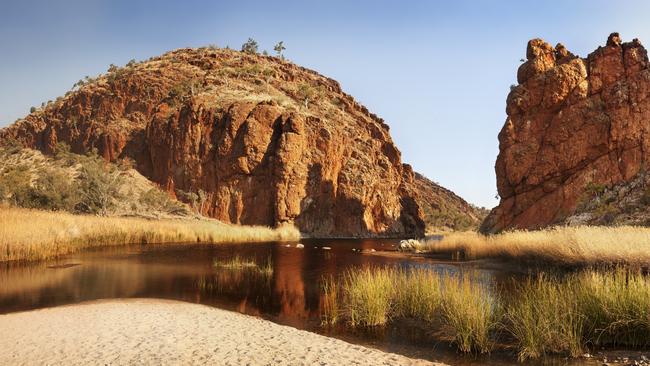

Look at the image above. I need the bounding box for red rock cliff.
[1,48,430,237]
[482,33,650,233]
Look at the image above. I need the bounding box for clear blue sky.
[2,0,650,208]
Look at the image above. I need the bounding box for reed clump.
[342,267,394,327]
[392,268,441,321]
[506,268,650,360]
[441,274,500,353]
[505,275,584,360]
[417,226,650,265]
[0,207,300,262]
[323,266,499,354]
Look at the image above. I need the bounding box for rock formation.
[482,33,650,233]
[0,47,479,237]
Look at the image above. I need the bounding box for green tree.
[273,41,286,59]
[297,83,316,109]
[24,168,78,211]
[76,154,124,216]
[241,38,259,54]
[0,164,32,207]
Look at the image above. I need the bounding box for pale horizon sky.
[2,1,650,208]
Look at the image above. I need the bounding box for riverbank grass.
[0,207,300,262]
[321,266,650,359]
[417,226,650,265]
[324,267,499,353]
[506,268,650,360]
[320,275,339,326]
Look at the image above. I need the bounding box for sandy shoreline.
[0,299,442,365]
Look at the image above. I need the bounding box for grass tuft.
[320,275,339,326]
[505,274,584,360]
[392,268,441,322]
[320,265,650,358]
[441,273,500,354]
[213,255,274,277]
[213,255,259,269]
[342,267,394,327]
[505,268,650,360]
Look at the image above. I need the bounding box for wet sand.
[0,299,441,365]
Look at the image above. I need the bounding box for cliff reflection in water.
[0,239,503,329]
[195,245,312,323]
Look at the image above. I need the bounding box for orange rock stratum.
[483,33,650,233]
[0,48,480,237]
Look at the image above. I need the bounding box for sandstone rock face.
[1,48,433,237]
[482,33,650,233]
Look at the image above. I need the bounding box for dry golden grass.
[322,266,500,353]
[418,226,650,265]
[0,207,300,262]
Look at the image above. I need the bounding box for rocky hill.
[482,33,650,233]
[409,172,486,232]
[0,47,480,237]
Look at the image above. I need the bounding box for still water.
[0,239,595,365]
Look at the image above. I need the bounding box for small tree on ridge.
[273,41,286,59]
[241,38,259,54]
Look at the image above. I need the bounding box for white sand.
[0,299,442,366]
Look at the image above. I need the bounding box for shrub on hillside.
[0,144,190,217]
[241,38,259,54]
[139,188,189,216]
[75,154,125,216]
[23,168,78,211]
[0,164,32,206]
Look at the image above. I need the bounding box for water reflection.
[0,239,589,366]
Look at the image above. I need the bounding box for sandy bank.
[0,299,440,365]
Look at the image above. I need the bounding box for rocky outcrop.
[563,171,650,227]
[0,48,435,237]
[482,33,650,233]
